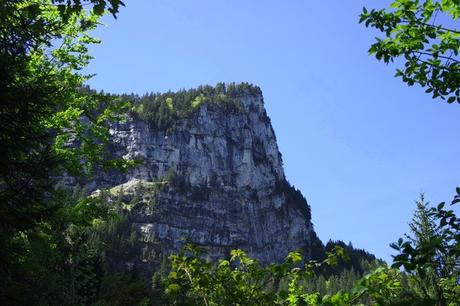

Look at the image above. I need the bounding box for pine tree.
[392,193,460,306]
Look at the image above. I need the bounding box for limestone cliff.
[80,83,322,276]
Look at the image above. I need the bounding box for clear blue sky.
[85,0,460,262]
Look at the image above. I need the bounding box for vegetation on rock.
[162,192,460,305]
[1,0,459,305]
[129,82,260,131]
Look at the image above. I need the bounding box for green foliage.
[322,240,383,277]
[51,0,125,18]
[390,193,460,305]
[164,167,187,192]
[163,244,351,305]
[131,82,259,131]
[92,272,150,306]
[0,1,137,304]
[360,0,460,102]
[274,179,312,221]
[2,0,458,304]
[160,190,460,305]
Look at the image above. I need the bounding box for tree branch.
[401,19,460,35]
[413,51,460,65]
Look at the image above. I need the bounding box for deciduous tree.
[360,0,460,103]
[0,1,133,304]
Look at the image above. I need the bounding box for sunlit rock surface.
[82,84,321,276]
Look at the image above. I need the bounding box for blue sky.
[85,0,460,262]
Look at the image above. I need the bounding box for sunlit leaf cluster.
[360,0,460,102]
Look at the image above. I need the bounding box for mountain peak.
[78,84,320,276]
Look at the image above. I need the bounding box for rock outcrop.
[79,83,322,276]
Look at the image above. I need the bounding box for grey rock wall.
[85,85,321,275]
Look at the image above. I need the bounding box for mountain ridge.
[71,83,369,278]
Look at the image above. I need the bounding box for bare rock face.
[85,84,321,276]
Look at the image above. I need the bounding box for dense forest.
[0,0,459,305]
[127,82,261,131]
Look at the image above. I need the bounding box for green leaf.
[165,283,181,294]
[437,202,445,210]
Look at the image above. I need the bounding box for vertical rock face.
[86,84,321,276]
